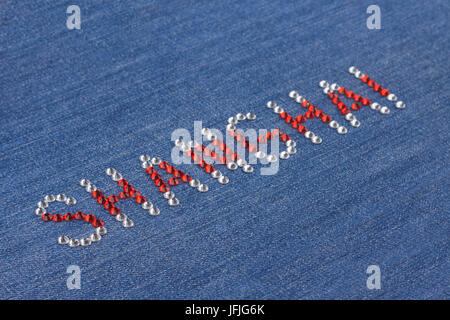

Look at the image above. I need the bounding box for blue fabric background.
[0,0,448,299]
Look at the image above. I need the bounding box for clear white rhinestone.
[163,191,175,200]
[90,233,101,242]
[65,197,76,206]
[228,116,238,124]
[56,194,66,202]
[149,207,160,216]
[371,102,381,110]
[311,136,322,144]
[387,93,398,101]
[348,66,357,74]
[246,112,256,120]
[236,113,246,121]
[105,168,116,176]
[305,131,314,139]
[35,207,46,215]
[286,140,296,147]
[236,158,247,167]
[139,154,150,162]
[218,176,229,184]
[329,121,339,129]
[142,161,152,169]
[345,113,355,121]
[287,146,297,154]
[242,164,254,173]
[80,238,92,247]
[96,227,107,236]
[255,151,266,159]
[319,80,329,88]
[197,184,209,192]
[211,170,222,179]
[350,119,361,128]
[266,101,277,108]
[80,179,90,187]
[37,201,48,209]
[226,162,238,170]
[273,106,284,114]
[58,235,69,245]
[380,106,390,114]
[266,154,277,162]
[280,151,290,159]
[44,194,55,203]
[168,198,180,206]
[396,101,406,109]
[142,201,153,209]
[337,126,348,134]
[289,90,299,98]
[189,179,200,188]
[122,218,134,228]
[151,157,162,165]
[69,238,80,248]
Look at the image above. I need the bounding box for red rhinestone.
[291,121,298,129]
[165,165,174,174]
[52,214,63,222]
[41,213,52,222]
[168,177,180,186]
[373,83,381,92]
[93,219,104,228]
[321,115,332,123]
[280,111,287,119]
[117,179,128,187]
[108,195,119,203]
[351,103,362,111]
[119,191,128,199]
[159,185,169,193]
[103,201,113,210]
[154,178,163,187]
[367,79,375,87]
[297,125,306,134]
[353,94,361,102]
[181,174,192,183]
[337,102,345,110]
[110,207,121,216]
[315,109,323,117]
[281,134,289,142]
[97,196,107,204]
[301,100,309,108]
[361,98,371,106]
[361,75,369,83]
[158,161,167,169]
[64,213,74,221]
[84,214,96,224]
[146,167,156,175]
[285,115,293,123]
[136,195,147,204]
[92,190,102,199]
[380,88,389,96]
[75,211,85,220]
[345,90,354,98]
[305,111,314,119]
[332,96,339,105]
[173,169,183,178]
[204,164,214,173]
[338,87,346,94]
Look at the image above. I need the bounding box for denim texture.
[0,0,448,299]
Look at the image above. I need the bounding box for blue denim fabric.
[0,0,448,299]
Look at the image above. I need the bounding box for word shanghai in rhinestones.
[35,67,405,248]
